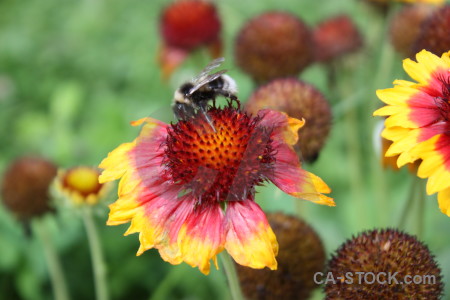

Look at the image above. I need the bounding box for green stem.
[398,177,418,230]
[370,5,397,227]
[148,266,185,300]
[82,206,109,300]
[33,217,71,300]
[398,176,427,238]
[415,180,426,239]
[220,253,244,300]
[341,82,366,228]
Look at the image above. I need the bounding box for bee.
[172,57,238,129]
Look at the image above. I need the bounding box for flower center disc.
[164,106,275,203]
[63,167,102,197]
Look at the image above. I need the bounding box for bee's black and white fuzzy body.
[172,58,238,123]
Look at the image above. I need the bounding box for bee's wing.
[188,57,225,92]
[188,70,227,95]
[193,57,225,81]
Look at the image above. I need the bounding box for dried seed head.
[325,229,443,299]
[234,12,313,84]
[1,156,57,220]
[237,212,326,300]
[412,5,450,57]
[389,4,436,57]
[313,15,363,63]
[246,78,332,162]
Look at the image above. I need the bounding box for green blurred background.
[1,0,450,299]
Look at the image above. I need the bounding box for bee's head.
[173,82,194,104]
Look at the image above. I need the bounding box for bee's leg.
[215,90,238,102]
[173,103,195,120]
[198,104,216,133]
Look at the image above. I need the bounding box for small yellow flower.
[56,166,109,206]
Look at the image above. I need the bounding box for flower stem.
[415,180,426,239]
[220,252,244,300]
[148,266,185,300]
[81,206,109,300]
[398,177,418,230]
[398,176,426,238]
[33,217,71,300]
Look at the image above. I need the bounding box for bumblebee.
[172,57,238,124]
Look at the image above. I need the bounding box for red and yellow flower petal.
[403,50,449,86]
[99,141,136,183]
[99,117,168,184]
[257,108,305,146]
[224,200,278,270]
[256,108,334,205]
[175,202,225,275]
[375,86,417,108]
[382,127,421,166]
[268,139,334,206]
[410,134,450,194]
[438,187,450,216]
[375,88,442,129]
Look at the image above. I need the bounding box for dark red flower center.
[163,105,275,204]
[435,74,450,121]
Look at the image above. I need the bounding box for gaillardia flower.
[374,50,450,216]
[55,166,108,206]
[159,0,222,78]
[99,103,334,274]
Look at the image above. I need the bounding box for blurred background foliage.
[1,0,450,299]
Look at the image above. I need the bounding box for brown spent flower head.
[325,229,443,299]
[389,4,436,57]
[160,0,221,50]
[236,212,326,300]
[412,5,450,56]
[1,157,57,221]
[234,12,313,84]
[246,78,332,162]
[313,15,363,63]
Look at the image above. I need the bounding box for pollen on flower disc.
[62,167,102,198]
[325,229,443,299]
[246,78,332,162]
[163,105,275,203]
[1,156,57,220]
[234,12,313,84]
[160,0,221,50]
[236,212,326,300]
